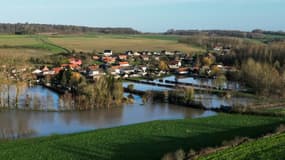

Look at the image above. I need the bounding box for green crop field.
[0,114,284,160]
[0,35,68,53]
[199,133,285,160]
[48,34,203,53]
[264,106,285,115]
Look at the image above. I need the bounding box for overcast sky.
[0,0,284,32]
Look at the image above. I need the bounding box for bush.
[127,84,135,92]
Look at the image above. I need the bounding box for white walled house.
[119,62,130,67]
[168,61,182,69]
[104,50,113,56]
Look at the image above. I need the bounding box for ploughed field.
[0,114,284,160]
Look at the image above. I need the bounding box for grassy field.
[263,106,285,115]
[48,34,203,53]
[0,35,68,53]
[199,133,285,160]
[0,48,53,66]
[0,114,284,160]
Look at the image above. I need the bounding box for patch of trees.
[52,69,124,109]
[217,41,285,67]
[178,35,285,68]
[241,59,285,96]
[252,29,285,36]
[178,35,249,49]
[0,23,140,34]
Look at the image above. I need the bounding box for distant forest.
[0,23,284,40]
[165,29,285,39]
[0,23,140,34]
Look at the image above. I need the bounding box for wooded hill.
[0,23,140,34]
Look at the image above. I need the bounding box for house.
[32,69,42,75]
[190,66,200,73]
[162,50,175,56]
[53,67,62,75]
[118,55,128,60]
[88,65,99,71]
[153,52,160,55]
[93,55,100,60]
[174,51,183,55]
[61,64,80,70]
[102,56,116,64]
[69,64,81,70]
[214,46,222,51]
[104,50,113,56]
[133,52,141,56]
[168,60,182,69]
[69,58,82,66]
[41,66,49,72]
[119,61,130,67]
[109,65,121,75]
[141,55,149,61]
[141,66,147,72]
[43,70,55,76]
[88,70,100,77]
[176,67,189,75]
[120,67,135,75]
[125,51,133,56]
[87,65,100,77]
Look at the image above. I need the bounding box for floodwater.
[0,88,216,139]
[123,82,172,91]
[122,81,257,109]
[156,75,244,90]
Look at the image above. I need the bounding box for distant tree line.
[165,29,285,39]
[0,23,140,34]
[178,35,285,68]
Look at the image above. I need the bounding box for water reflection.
[195,94,255,108]
[156,76,244,90]
[0,94,216,139]
[123,82,172,91]
[122,82,257,108]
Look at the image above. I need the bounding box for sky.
[0,0,284,32]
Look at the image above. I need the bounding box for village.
[30,46,237,91]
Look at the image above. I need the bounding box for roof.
[177,67,189,72]
[119,62,129,65]
[104,50,112,52]
[88,65,99,70]
[53,67,62,74]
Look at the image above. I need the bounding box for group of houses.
[31,49,236,81]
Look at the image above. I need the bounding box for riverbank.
[0,114,284,160]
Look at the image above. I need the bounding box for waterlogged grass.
[199,133,285,160]
[0,114,284,160]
